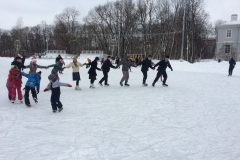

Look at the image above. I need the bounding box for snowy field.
[0,57,240,160]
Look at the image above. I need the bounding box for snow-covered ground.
[0,57,240,160]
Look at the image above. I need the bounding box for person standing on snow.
[47,59,65,81]
[228,57,236,76]
[25,58,47,74]
[137,55,154,86]
[8,66,23,103]
[11,56,25,71]
[63,56,86,90]
[152,55,173,87]
[22,71,41,107]
[99,56,116,86]
[116,56,136,86]
[87,57,102,88]
[44,74,72,113]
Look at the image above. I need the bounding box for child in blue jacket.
[22,71,41,107]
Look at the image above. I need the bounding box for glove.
[43,88,48,92]
[171,69,173,71]
[67,84,72,87]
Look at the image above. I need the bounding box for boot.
[124,82,130,86]
[142,83,148,86]
[162,83,168,87]
[75,85,82,90]
[90,83,95,88]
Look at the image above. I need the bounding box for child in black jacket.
[44,74,72,113]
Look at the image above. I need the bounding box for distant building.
[216,14,240,61]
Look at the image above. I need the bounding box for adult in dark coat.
[228,57,236,76]
[137,55,154,86]
[88,57,102,88]
[55,55,64,74]
[99,56,116,86]
[11,56,25,71]
[55,55,62,63]
[152,55,173,87]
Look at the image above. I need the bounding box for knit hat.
[165,55,169,59]
[94,57,99,61]
[32,59,37,63]
[148,55,152,58]
[48,74,56,81]
[15,56,21,61]
[107,56,112,59]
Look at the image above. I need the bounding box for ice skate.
[26,104,31,107]
[142,83,148,86]
[98,82,103,86]
[120,82,123,86]
[162,84,168,87]
[152,83,155,87]
[33,98,38,103]
[105,84,109,86]
[58,107,63,112]
[53,110,57,113]
[75,85,81,90]
[124,83,130,87]
[90,84,95,88]
[11,100,14,104]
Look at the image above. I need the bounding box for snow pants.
[24,86,37,105]
[7,86,11,100]
[121,71,129,83]
[142,70,148,84]
[51,94,62,111]
[229,66,234,76]
[11,87,23,101]
[99,71,108,85]
[153,70,167,85]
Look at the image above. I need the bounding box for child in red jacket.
[9,66,23,103]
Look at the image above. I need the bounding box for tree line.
[0,0,215,63]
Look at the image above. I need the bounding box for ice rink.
[1,57,240,160]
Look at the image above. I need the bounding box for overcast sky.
[0,0,239,30]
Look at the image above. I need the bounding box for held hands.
[43,88,48,92]
[67,84,72,87]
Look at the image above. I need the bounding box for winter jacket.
[65,61,84,72]
[154,60,173,71]
[48,61,63,76]
[22,72,40,92]
[25,62,46,74]
[9,68,22,88]
[46,80,68,95]
[101,59,115,72]
[22,57,25,65]
[138,58,154,71]
[88,60,101,76]
[116,58,135,71]
[55,56,63,63]
[229,58,236,67]
[11,61,25,71]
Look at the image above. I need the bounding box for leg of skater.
[11,87,16,103]
[162,71,168,86]
[17,87,23,102]
[24,86,31,106]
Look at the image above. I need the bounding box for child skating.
[22,71,41,107]
[44,74,72,113]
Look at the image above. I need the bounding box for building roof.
[220,20,240,26]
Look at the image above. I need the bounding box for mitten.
[43,88,48,92]
[67,84,72,87]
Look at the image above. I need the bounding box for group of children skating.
[6,54,173,113]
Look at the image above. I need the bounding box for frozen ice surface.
[0,57,240,160]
